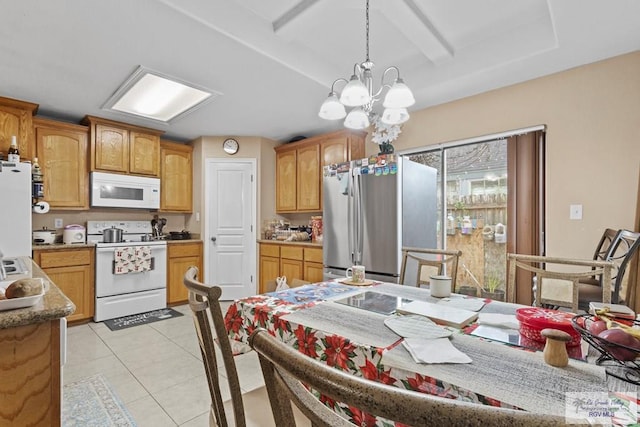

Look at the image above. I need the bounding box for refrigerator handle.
[348,170,355,265]
[353,171,363,264]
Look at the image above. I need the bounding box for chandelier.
[318,0,415,130]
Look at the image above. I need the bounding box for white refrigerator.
[0,161,32,257]
[323,156,438,283]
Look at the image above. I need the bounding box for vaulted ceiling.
[1,0,638,142]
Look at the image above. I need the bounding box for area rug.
[103,308,184,331]
[63,374,137,427]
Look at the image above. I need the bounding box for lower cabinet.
[0,320,62,426]
[167,241,203,305]
[259,242,323,293]
[33,247,95,324]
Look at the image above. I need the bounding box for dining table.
[224,280,640,426]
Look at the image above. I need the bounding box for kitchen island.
[0,258,75,426]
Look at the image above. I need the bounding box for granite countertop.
[32,242,96,250]
[257,239,323,248]
[0,259,75,329]
[166,239,203,244]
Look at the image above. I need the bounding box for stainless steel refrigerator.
[323,156,437,283]
[0,161,32,257]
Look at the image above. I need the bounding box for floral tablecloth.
[224,282,615,426]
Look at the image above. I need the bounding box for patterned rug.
[103,307,184,331]
[63,374,137,427]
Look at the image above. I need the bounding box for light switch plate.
[569,204,582,220]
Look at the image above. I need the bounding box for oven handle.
[112,257,155,274]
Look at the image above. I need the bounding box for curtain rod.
[399,124,546,155]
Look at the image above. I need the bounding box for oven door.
[95,245,167,297]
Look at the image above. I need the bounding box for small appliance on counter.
[33,227,57,245]
[63,224,86,244]
[167,230,191,240]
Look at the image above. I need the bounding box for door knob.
[211,237,217,242]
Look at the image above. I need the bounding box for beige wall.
[372,51,640,260]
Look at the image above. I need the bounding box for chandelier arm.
[381,66,401,84]
[330,78,349,93]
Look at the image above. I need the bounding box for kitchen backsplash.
[32,210,187,235]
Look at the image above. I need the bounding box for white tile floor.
[64,303,310,426]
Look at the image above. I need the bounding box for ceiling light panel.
[103,66,220,123]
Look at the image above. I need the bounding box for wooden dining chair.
[183,266,249,427]
[399,247,462,289]
[507,254,614,312]
[578,229,640,308]
[249,328,566,427]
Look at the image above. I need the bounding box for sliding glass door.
[405,129,544,304]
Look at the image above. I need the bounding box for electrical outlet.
[569,204,582,220]
[54,218,63,228]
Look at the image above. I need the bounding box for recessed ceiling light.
[102,66,220,123]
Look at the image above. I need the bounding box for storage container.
[515,307,581,347]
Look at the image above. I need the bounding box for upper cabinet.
[34,118,89,209]
[82,116,163,176]
[275,129,366,213]
[0,96,38,161]
[160,140,193,212]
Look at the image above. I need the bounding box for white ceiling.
[1,0,638,142]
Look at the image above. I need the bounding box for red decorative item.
[516,307,581,347]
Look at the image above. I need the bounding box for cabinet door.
[94,124,129,172]
[276,150,297,212]
[167,242,203,305]
[280,258,303,283]
[296,144,320,211]
[35,120,89,209]
[259,255,280,294]
[160,141,193,212]
[321,136,348,166]
[44,265,93,323]
[0,98,37,161]
[304,261,324,283]
[130,131,159,176]
[168,256,200,304]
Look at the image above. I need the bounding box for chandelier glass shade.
[318,0,415,130]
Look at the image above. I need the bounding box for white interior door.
[206,159,256,300]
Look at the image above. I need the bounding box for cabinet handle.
[211,237,217,242]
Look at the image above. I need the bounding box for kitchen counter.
[257,239,322,248]
[32,242,95,251]
[0,258,75,329]
[166,238,203,244]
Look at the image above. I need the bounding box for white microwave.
[91,172,160,209]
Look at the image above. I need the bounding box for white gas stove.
[87,221,167,322]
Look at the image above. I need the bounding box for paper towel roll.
[33,201,50,214]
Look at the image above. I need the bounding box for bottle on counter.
[32,157,44,198]
[7,136,20,163]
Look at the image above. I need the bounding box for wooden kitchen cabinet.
[320,130,366,166]
[303,247,324,283]
[160,140,193,212]
[34,118,89,209]
[83,115,163,176]
[259,242,323,293]
[275,129,365,213]
[33,247,95,324]
[0,96,38,161]
[0,321,62,426]
[167,241,203,305]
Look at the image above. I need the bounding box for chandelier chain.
[365,0,370,63]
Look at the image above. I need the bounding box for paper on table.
[476,313,519,330]
[402,337,472,364]
[437,297,485,312]
[384,315,452,339]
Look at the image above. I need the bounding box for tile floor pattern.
[64,303,310,426]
